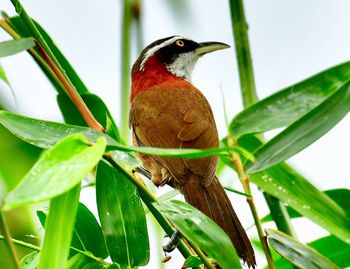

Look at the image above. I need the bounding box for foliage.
[0,1,349,269]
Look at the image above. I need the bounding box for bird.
[129,36,256,267]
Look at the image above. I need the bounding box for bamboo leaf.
[266,229,341,269]
[66,253,90,269]
[234,135,350,244]
[246,81,350,173]
[38,186,80,269]
[0,110,253,160]
[3,133,106,211]
[96,160,149,268]
[0,38,35,58]
[37,203,108,259]
[273,235,350,269]
[20,251,39,269]
[57,93,122,142]
[261,189,350,223]
[230,61,350,138]
[156,200,241,269]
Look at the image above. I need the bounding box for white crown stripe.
[139,36,182,71]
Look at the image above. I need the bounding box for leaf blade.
[156,200,241,269]
[0,38,35,58]
[246,81,350,173]
[3,133,106,210]
[96,160,149,268]
[230,61,350,138]
[266,229,341,269]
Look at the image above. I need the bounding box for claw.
[163,230,181,253]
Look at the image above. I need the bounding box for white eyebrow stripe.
[140,36,182,71]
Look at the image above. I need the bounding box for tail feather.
[182,175,256,268]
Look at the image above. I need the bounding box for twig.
[0,211,21,269]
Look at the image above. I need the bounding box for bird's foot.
[163,230,181,253]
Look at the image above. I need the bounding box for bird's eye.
[175,40,185,47]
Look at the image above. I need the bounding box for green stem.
[0,211,20,269]
[229,0,297,267]
[229,149,275,269]
[229,0,258,107]
[0,235,109,265]
[121,0,132,142]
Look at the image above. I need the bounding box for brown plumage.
[129,36,256,267]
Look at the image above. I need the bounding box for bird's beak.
[194,41,230,56]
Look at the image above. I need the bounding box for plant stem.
[229,0,297,266]
[0,235,109,265]
[8,0,104,132]
[229,0,258,107]
[228,147,275,269]
[0,215,20,267]
[34,41,104,132]
[0,211,20,269]
[0,19,66,93]
[120,0,132,142]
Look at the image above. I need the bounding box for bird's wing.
[130,85,218,186]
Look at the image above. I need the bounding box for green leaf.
[66,253,90,269]
[8,16,89,93]
[246,81,350,173]
[20,251,40,269]
[0,110,116,149]
[236,135,350,243]
[0,38,35,58]
[230,61,350,138]
[73,203,109,259]
[273,235,350,269]
[38,186,81,269]
[37,203,108,259]
[0,110,253,161]
[266,229,341,269]
[57,93,122,142]
[96,160,149,268]
[261,189,350,223]
[156,200,241,269]
[3,133,106,211]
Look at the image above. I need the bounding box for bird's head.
[131,36,230,100]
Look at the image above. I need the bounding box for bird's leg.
[133,166,152,180]
[163,230,182,253]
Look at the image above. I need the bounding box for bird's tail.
[182,175,256,268]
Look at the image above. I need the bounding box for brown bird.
[129,36,255,267]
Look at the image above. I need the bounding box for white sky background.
[1,0,350,268]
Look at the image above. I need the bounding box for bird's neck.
[130,56,192,102]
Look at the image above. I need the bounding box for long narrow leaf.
[156,200,241,269]
[266,229,341,269]
[96,160,149,268]
[0,110,253,160]
[3,133,106,211]
[38,186,80,269]
[246,81,350,173]
[232,135,350,243]
[57,93,121,142]
[0,38,34,58]
[230,61,350,138]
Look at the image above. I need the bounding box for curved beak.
[194,41,230,56]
